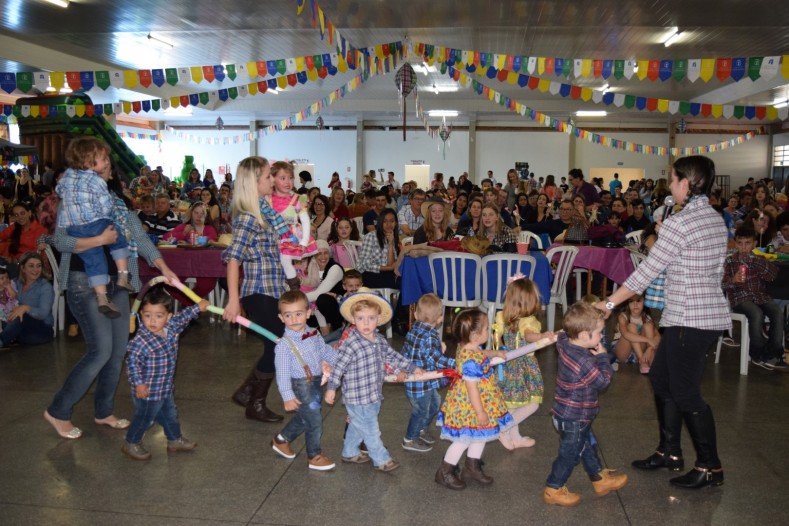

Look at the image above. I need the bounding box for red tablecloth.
[548,243,635,285]
[139,247,227,279]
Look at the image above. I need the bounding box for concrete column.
[468,120,477,183]
[249,120,257,156]
[355,119,364,190]
[568,126,576,170]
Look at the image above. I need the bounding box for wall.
[575,132,671,183]
[475,130,570,184]
[675,134,771,187]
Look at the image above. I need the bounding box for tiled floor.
[1,316,786,525]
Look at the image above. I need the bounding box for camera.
[515,162,530,180]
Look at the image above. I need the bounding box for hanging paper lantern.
[394,63,417,141]
[676,118,686,134]
[316,115,324,130]
[437,119,452,160]
[215,116,224,130]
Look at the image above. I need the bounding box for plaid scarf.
[259,197,298,242]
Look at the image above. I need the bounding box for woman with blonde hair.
[413,197,454,244]
[477,203,517,253]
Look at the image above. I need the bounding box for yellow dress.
[493,313,544,408]
[437,346,514,442]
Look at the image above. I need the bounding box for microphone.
[662,196,675,222]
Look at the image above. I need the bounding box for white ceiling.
[1,0,788,127]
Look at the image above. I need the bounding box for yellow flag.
[581,59,592,78]
[459,73,468,86]
[190,66,203,83]
[170,96,180,108]
[766,106,778,120]
[30,105,39,118]
[277,76,288,89]
[507,71,518,84]
[580,87,592,101]
[488,88,496,101]
[375,45,384,59]
[637,60,649,80]
[75,104,85,117]
[537,57,545,75]
[337,57,348,73]
[122,101,132,114]
[657,99,669,112]
[50,72,65,90]
[466,51,474,66]
[123,70,138,88]
[497,54,506,69]
[538,78,550,92]
[248,82,258,96]
[295,57,306,72]
[699,59,715,82]
[782,55,789,80]
[246,62,257,78]
[711,105,723,118]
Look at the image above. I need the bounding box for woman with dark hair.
[456,197,483,237]
[14,168,35,204]
[0,252,54,349]
[450,192,468,229]
[299,170,314,191]
[180,168,202,202]
[300,240,345,335]
[199,187,222,230]
[217,183,233,234]
[752,182,774,210]
[596,155,730,490]
[458,172,473,194]
[543,175,558,202]
[743,209,776,248]
[202,168,217,189]
[327,171,341,190]
[535,193,553,223]
[310,194,332,241]
[356,207,399,288]
[0,201,47,262]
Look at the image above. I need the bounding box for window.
[774,144,789,166]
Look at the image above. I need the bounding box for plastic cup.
[516,242,528,254]
[197,236,208,246]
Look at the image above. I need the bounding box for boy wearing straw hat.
[325,288,424,472]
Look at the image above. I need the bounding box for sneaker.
[419,429,436,445]
[167,436,197,452]
[375,459,400,473]
[612,362,620,372]
[359,441,368,453]
[751,359,775,371]
[592,469,629,496]
[402,438,433,452]
[543,486,581,507]
[308,454,336,471]
[121,441,152,461]
[341,452,371,464]
[765,357,788,371]
[272,436,296,459]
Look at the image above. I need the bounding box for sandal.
[94,417,131,429]
[44,410,82,440]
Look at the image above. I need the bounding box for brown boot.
[245,371,284,423]
[232,370,257,408]
[285,277,301,291]
[435,461,466,490]
[116,271,134,291]
[97,293,121,319]
[461,457,493,485]
[592,469,629,496]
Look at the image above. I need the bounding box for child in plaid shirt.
[122,286,208,461]
[401,293,455,453]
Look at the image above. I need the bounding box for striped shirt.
[327,328,416,405]
[56,168,113,228]
[275,327,338,402]
[355,231,397,274]
[622,196,731,331]
[126,305,200,401]
[398,206,424,232]
[722,251,778,307]
[552,333,612,422]
[222,213,285,299]
[402,321,455,398]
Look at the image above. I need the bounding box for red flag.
[701,103,712,116]
[85,104,95,116]
[647,98,658,112]
[40,105,49,118]
[593,60,603,78]
[202,66,215,83]
[256,61,267,77]
[506,55,514,70]
[570,86,581,99]
[317,67,328,79]
[528,76,539,90]
[138,70,152,88]
[257,80,268,94]
[66,72,81,90]
[287,73,297,86]
[545,58,554,74]
[305,56,315,70]
[716,58,731,81]
[497,69,507,82]
[755,106,766,120]
[452,68,461,81]
[647,60,660,81]
[180,95,189,107]
[132,101,142,113]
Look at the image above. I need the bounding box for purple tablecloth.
[547,243,635,284]
[139,247,227,279]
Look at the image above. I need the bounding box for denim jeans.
[48,272,130,421]
[67,219,129,288]
[545,417,603,489]
[405,389,441,441]
[343,402,391,467]
[125,393,182,444]
[279,378,324,458]
[0,314,53,347]
[733,300,784,361]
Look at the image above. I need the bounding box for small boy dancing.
[544,302,628,506]
[272,291,338,471]
[325,288,423,472]
[122,286,207,460]
[401,293,455,453]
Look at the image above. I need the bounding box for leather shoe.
[632,451,684,471]
[670,467,723,489]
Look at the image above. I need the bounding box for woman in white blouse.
[310,195,333,241]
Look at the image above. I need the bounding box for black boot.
[245,371,284,423]
[435,461,466,490]
[461,457,493,485]
[231,370,256,408]
[633,395,684,471]
[670,406,723,489]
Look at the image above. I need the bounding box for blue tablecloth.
[399,252,552,306]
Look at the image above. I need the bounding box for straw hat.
[420,196,451,220]
[339,287,394,326]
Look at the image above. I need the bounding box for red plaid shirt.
[722,252,778,307]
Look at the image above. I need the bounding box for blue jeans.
[279,378,324,458]
[405,389,441,441]
[0,314,53,347]
[343,402,391,467]
[733,300,784,361]
[47,272,130,420]
[67,219,129,288]
[546,417,603,489]
[126,393,181,444]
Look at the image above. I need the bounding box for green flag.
[733,106,744,119]
[228,87,238,99]
[165,68,179,86]
[152,99,161,111]
[624,95,635,108]
[16,72,33,92]
[95,71,111,90]
[614,60,624,80]
[226,64,237,80]
[679,101,690,114]
[673,59,687,81]
[748,57,763,81]
[199,92,209,105]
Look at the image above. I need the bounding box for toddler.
[272,291,338,470]
[401,293,455,453]
[435,309,512,490]
[57,137,132,318]
[122,286,207,460]
[613,294,660,374]
[544,302,627,507]
[0,267,18,325]
[494,276,554,450]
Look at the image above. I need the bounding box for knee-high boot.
[231,369,257,408]
[670,406,723,489]
[632,395,684,471]
[245,370,283,423]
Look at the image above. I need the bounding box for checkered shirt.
[398,206,424,232]
[722,251,778,308]
[402,321,455,398]
[222,213,285,298]
[56,168,113,228]
[275,327,339,402]
[355,231,397,274]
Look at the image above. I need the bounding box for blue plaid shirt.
[328,328,415,405]
[223,213,285,298]
[402,321,455,398]
[552,333,612,423]
[56,168,114,228]
[275,327,338,402]
[126,305,200,401]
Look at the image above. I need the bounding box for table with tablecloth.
[547,243,635,300]
[399,251,552,306]
[139,246,228,279]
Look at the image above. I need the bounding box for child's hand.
[441,342,447,354]
[396,371,408,382]
[321,361,333,376]
[135,384,149,399]
[283,399,301,412]
[325,389,336,405]
[541,331,557,341]
[197,299,209,312]
[477,411,490,427]
[589,343,607,356]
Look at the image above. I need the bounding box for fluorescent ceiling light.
[43,0,69,7]
[575,111,607,117]
[431,85,458,94]
[599,84,609,92]
[267,88,279,95]
[147,32,174,49]
[164,106,193,116]
[661,27,680,47]
[45,86,56,92]
[427,110,459,117]
[413,63,437,76]
[775,101,789,108]
[60,87,72,94]
[664,32,681,47]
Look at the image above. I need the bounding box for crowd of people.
[1,147,787,506]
